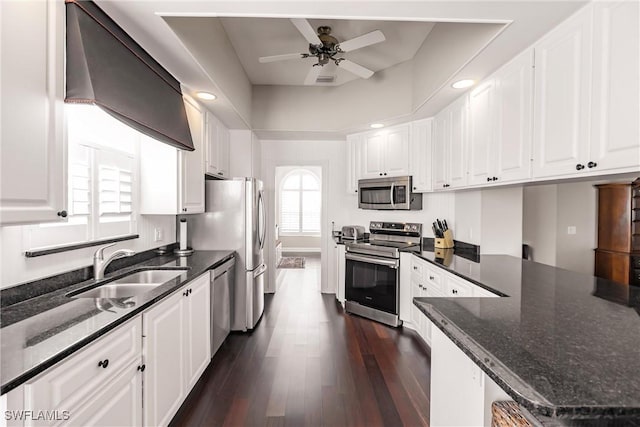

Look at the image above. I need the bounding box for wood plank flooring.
[170,256,431,427]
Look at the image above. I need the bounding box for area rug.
[277,257,306,269]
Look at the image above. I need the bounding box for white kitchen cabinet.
[409,119,433,192]
[228,130,261,179]
[143,273,210,427]
[433,96,468,190]
[139,97,205,215]
[360,124,410,179]
[346,133,364,195]
[399,252,413,323]
[430,326,509,427]
[493,50,534,183]
[589,0,640,173]
[24,318,143,427]
[445,275,474,298]
[532,6,593,179]
[468,79,497,186]
[205,111,230,178]
[0,0,67,225]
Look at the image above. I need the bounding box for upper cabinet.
[533,1,639,178]
[467,50,534,186]
[532,6,593,179]
[346,133,364,195]
[409,119,433,193]
[361,124,410,179]
[204,111,230,179]
[589,0,640,172]
[0,0,67,225]
[140,97,205,215]
[433,95,468,190]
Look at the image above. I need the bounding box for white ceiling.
[95,1,588,137]
[219,18,435,86]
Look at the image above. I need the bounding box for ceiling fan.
[258,18,386,85]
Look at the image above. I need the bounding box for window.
[27,106,138,250]
[280,170,321,235]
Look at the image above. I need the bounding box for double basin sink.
[67,267,189,299]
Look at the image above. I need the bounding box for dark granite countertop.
[412,250,640,420]
[0,250,234,395]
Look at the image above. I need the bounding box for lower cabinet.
[143,272,211,427]
[23,318,143,427]
[10,272,212,427]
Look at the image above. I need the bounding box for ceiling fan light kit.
[258,18,386,85]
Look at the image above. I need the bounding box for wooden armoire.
[594,179,640,286]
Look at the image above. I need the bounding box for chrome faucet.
[93,243,135,281]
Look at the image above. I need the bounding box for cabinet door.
[0,0,66,224]
[409,119,433,192]
[410,276,425,336]
[362,133,385,178]
[180,99,205,214]
[494,50,534,183]
[448,96,469,188]
[204,111,220,175]
[184,274,211,392]
[217,124,230,178]
[346,134,363,195]
[532,6,593,178]
[384,124,410,177]
[63,362,142,427]
[143,289,186,427]
[432,112,450,190]
[589,0,640,172]
[468,80,497,186]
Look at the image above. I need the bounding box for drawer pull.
[98,359,109,369]
[413,266,418,270]
[429,276,435,280]
[452,289,458,295]
[137,364,146,372]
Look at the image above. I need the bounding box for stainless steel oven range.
[345,221,422,327]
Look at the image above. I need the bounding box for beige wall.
[523,185,558,266]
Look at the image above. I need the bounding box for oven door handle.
[346,253,399,269]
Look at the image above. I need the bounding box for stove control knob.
[411,225,417,231]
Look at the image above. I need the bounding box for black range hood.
[65,0,194,151]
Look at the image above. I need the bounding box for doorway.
[274,166,322,291]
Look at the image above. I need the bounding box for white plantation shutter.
[95,149,135,239]
[279,170,321,234]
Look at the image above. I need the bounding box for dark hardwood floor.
[170,257,431,427]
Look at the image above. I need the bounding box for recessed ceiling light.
[370,123,384,129]
[451,79,475,89]
[196,91,217,101]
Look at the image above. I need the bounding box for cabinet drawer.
[445,276,473,297]
[411,258,425,278]
[424,266,444,294]
[26,317,142,415]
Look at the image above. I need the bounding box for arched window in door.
[280,170,321,234]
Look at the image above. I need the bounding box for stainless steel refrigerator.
[183,178,266,331]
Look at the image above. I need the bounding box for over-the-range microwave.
[358,176,422,210]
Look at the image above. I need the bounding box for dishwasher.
[211,256,235,357]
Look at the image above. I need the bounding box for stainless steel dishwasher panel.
[211,257,235,357]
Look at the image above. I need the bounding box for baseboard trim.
[281,247,321,254]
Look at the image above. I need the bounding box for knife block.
[435,229,454,249]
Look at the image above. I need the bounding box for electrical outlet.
[154,227,163,242]
[567,226,577,235]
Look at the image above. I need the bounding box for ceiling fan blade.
[337,30,386,52]
[259,53,304,63]
[304,65,324,85]
[290,18,322,45]
[338,59,374,79]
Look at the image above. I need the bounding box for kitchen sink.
[68,268,188,299]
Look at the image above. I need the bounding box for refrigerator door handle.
[253,263,267,278]
[258,191,266,249]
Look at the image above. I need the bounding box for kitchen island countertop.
[413,250,640,420]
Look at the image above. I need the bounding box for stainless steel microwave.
[358,176,422,210]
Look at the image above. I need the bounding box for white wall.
[522,184,558,266]
[454,190,482,245]
[481,186,523,257]
[1,215,175,289]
